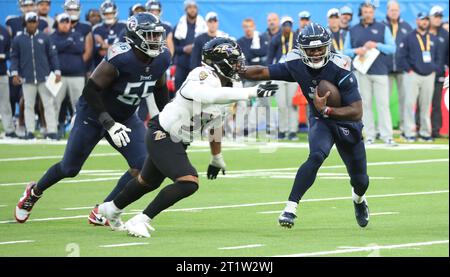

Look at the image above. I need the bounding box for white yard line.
[0,205,6,208]
[1,158,447,187]
[218,244,264,250]
[99,242,149,248]
[371,212,400,216]
[0,240,35,245]
[273,240,449,257]
[41,189,448,222]
[0,153,120,162]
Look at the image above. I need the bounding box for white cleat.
[97,201,126,231]
[125,213,155,238]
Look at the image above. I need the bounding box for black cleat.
[278,211,297,228]
[354,199,370,228]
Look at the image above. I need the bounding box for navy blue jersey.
[92,21,127,66]
[5,15,48,38]
[269,50,361,118]
[72,21,92,37]
[78,42,171,122]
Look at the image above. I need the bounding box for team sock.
[35,163,64,195]
[103,171,134,202]
[113,177,158,209]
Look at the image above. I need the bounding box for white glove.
[107,122,131,148]
[207,153,226,179]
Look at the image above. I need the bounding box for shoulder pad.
[107,42,131,60]
[286,49,301,62]
[5,15,18,24]
[330,53,352,71]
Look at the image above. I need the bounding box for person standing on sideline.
[339,6,353,32]
[268,16,298,140]
[173,0,207,90]
[382,0,412,135]
[428,6,449,138]
[262,13,280,43]
[398,12,441,142]
[36,0,54,32]
[0,23,16,138]
[10,12,61,140]
[295,11,311,38]
[344,2,396,145]
[327,8,344,54]
[146,0,174,56]
[50,13,84,125]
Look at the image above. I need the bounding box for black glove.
[256,81,278,97]
[207,164,225,180]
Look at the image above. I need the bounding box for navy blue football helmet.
[296,23,332,69]
[125,13,166,58]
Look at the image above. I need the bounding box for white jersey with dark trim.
[158,65,256,143]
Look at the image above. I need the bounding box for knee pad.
[308,151,327,167]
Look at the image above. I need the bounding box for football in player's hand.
[317,79,341,107]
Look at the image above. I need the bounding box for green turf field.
[0,139,448,257]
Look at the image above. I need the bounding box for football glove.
[107,122,131,148]
[207,153,226,180]
[256,81,278,97]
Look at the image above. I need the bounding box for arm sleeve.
[51,35,72,51]
[268,62,295,82]
[397,36,411,72]
[67,33,85,55]
[9,37,19,76]
[376,26,396,55]
[337,71,362,105]
[181,80,256,104]
[343,32,356,58]
[47,38,61,74]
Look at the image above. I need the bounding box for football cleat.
[15,182,41,223]
[354,199,370,228]
[125,213,155,238]
[88,204,110,226]
[278,211,297,228]
[97,202,125,231]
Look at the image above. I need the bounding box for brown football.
[317,79,341,107]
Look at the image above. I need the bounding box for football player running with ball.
[98,37,278,238]
[241,23,370,229]
[14,13,171,226]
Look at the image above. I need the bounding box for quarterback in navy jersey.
[242,23,370,229]
[14,13,171,227]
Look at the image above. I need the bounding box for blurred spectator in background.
[262,13,280,43]
[398,12,441,142]
[339,5,353,32]
[327,8,343,53]
[0,23,16,138]
[6,0,49,38]
[173,0,206,90]
[129,3,145,16]
[64,0,93,79]
[238,17,271,134]
[86,9,101,26]
[428,5,449,138]
[50,13,84,138]
[146,0,174,56]
[344,2,396,145]
[92,0,126,66]
[443,21,449,32]
[190,12,227,69]
[37,0,53,32]
[268,16,298,140]
[383,0,412,135]
[10,12,60,140]
[295,11,311,36]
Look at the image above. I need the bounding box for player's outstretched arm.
[239,65,271,81]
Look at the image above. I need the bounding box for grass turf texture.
[0,141,448,257]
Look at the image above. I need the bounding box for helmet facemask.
[127,26,166,58]
[212,54,245,81]
[299,42,331,69]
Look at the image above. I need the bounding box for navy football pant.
[36,111,147,202]
[288,117,369,203]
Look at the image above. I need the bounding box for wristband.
[99,112,115,130]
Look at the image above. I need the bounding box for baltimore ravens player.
[242,23,370,229]
[14,13,171,226]
[97,37,278,237]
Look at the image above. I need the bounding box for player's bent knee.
[128,168,140,177]
[308,151,327,166]
[177,175,199,185]
[60,166,81,178]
